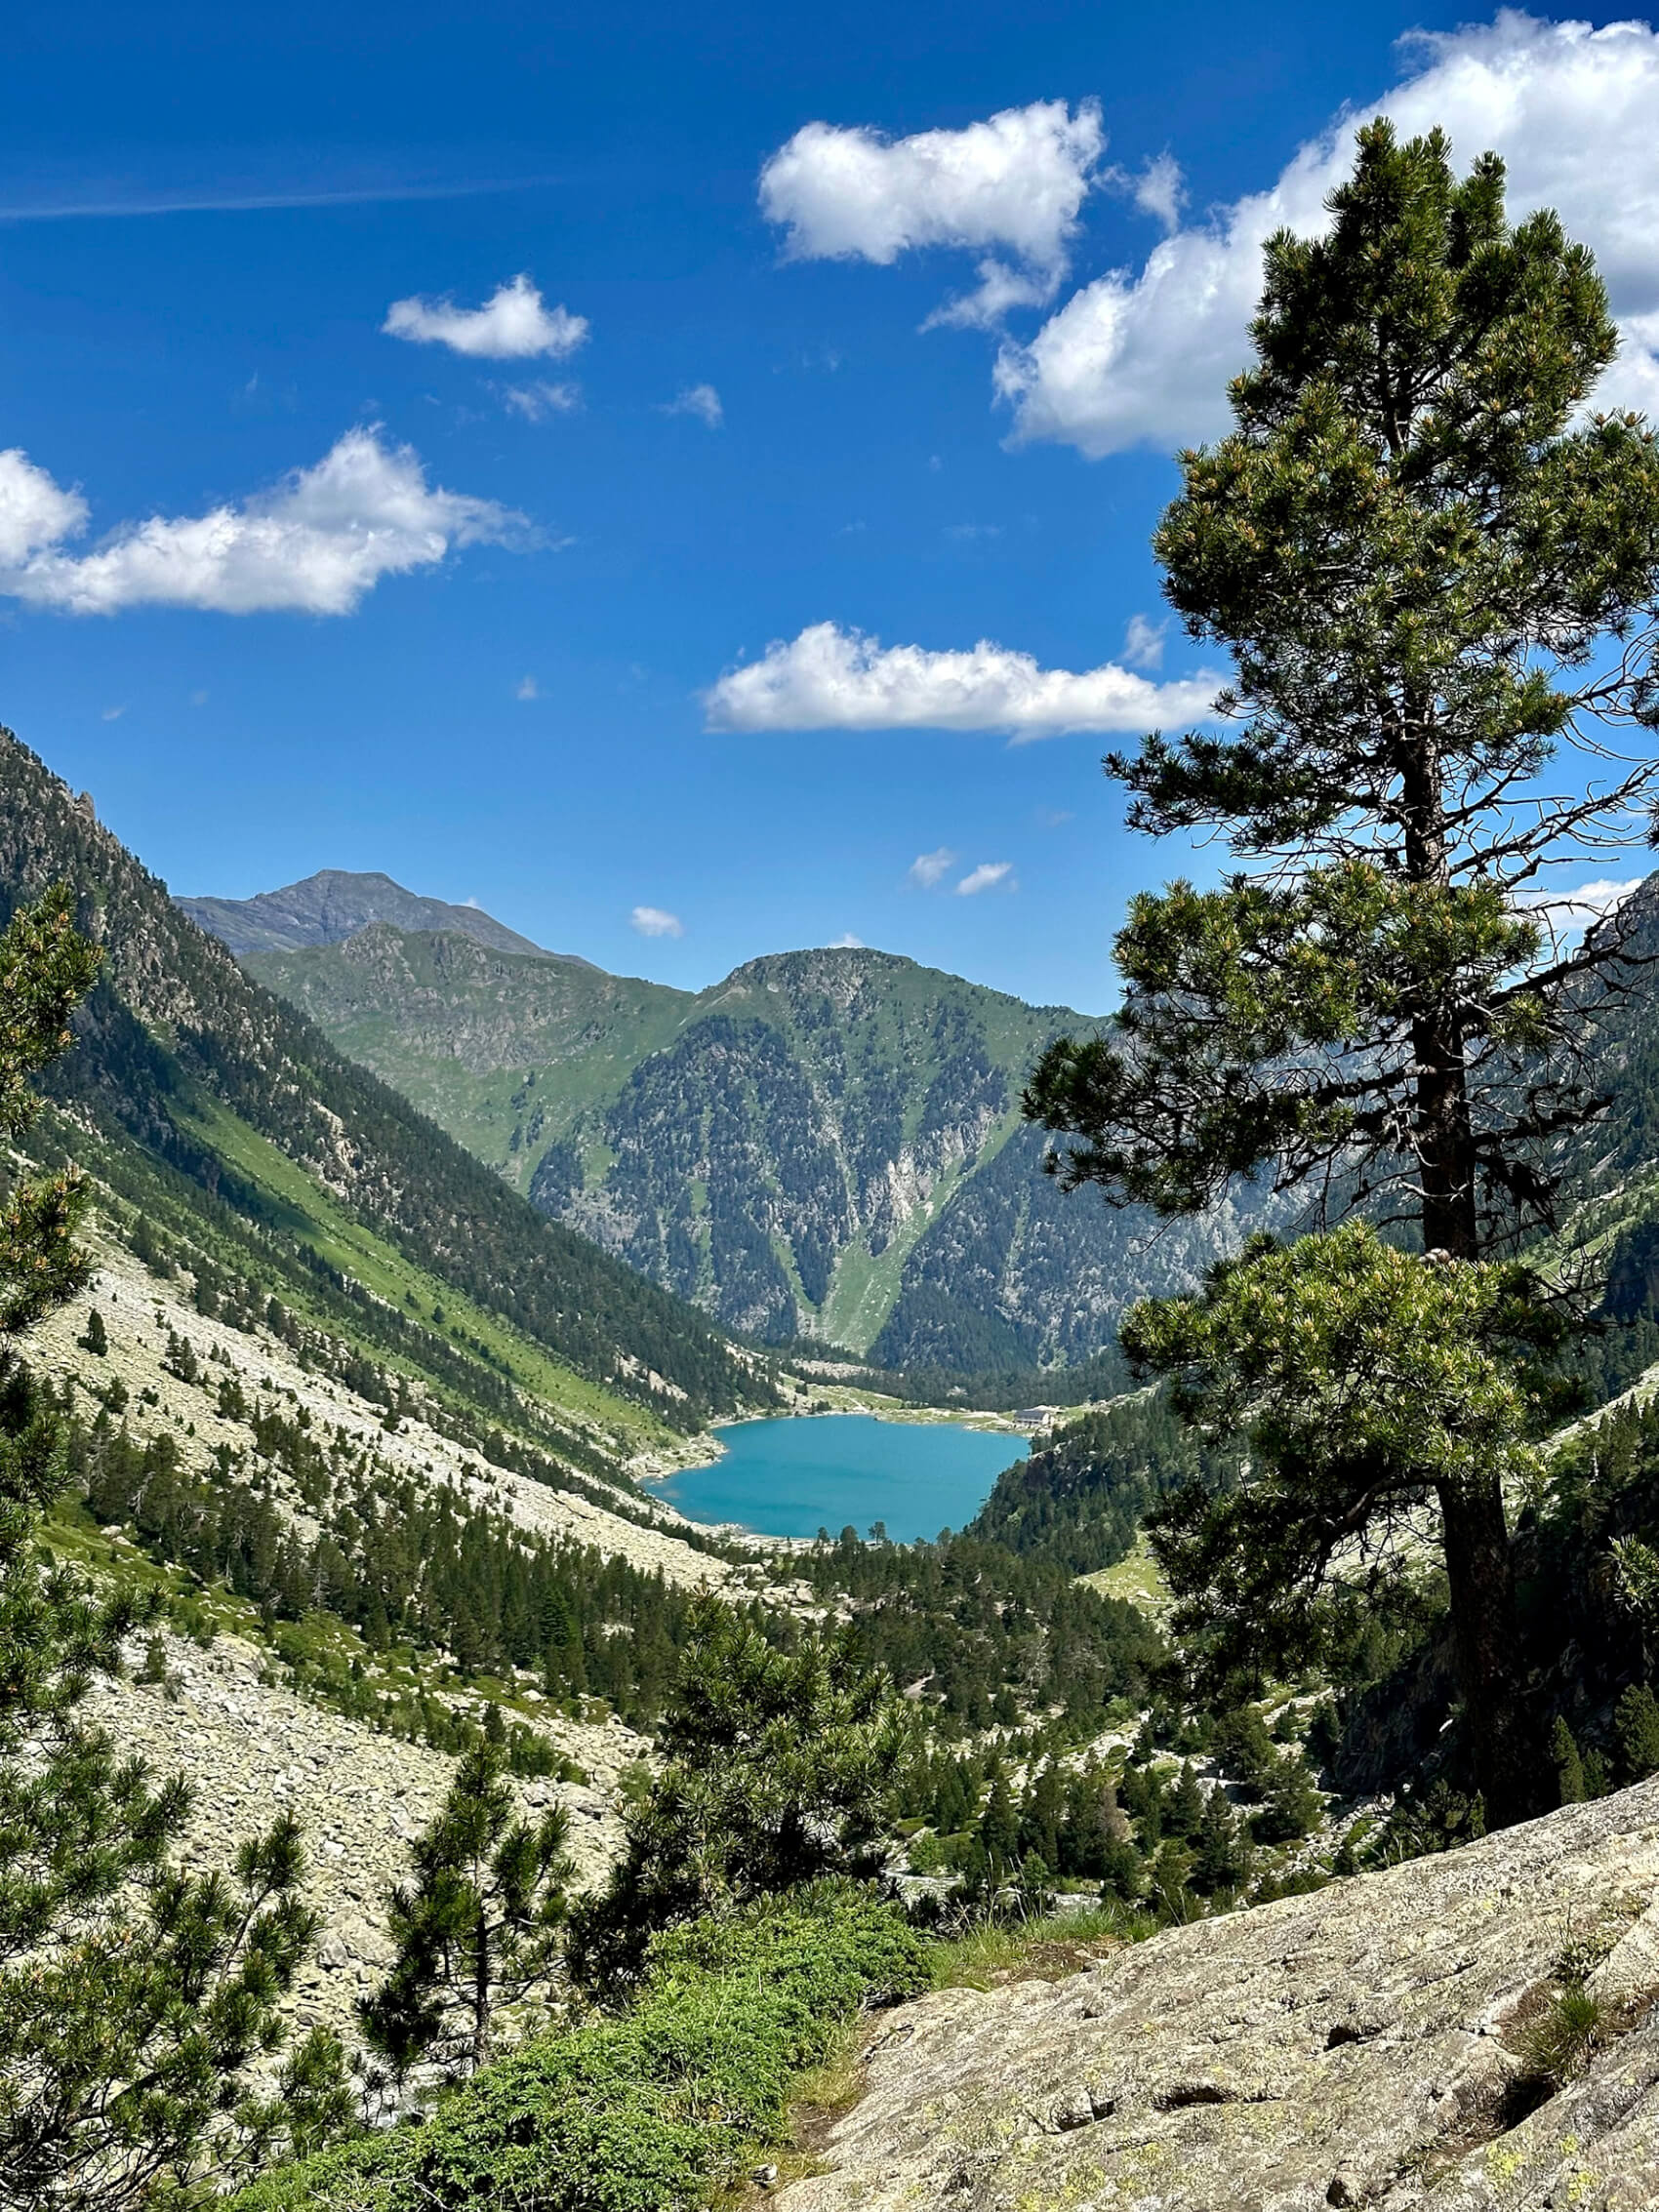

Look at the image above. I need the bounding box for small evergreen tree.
[358,1745,572,2087]
[1551,1714,1587,1805]
[1192,1786,1251,1895]
[567,1594,917,1997]
[1616,1683,1659,1782]
[76,1306,106,1355]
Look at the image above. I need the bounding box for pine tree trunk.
[472,1913,492,2074]
[1437,1474,1541,1829]
[1404,720,1537,1822]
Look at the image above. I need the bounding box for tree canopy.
[1026,121,1659,1826]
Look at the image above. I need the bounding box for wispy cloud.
[705,621,1219,741]
[1121,613,1166,670]
[384,274,587,361]
[0,428,524,617]
[630,905,684,939]
[515,675,539,701]
[828,932,865,947]
[956,862,1015,896]
[909,847,957,888]
[0,175,557,224]
[501,380,580,421]
[100,704,126,722]
[661,382,723,428]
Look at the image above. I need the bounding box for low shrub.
[227,1883,930,2212]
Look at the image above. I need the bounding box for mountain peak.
[178,869,560,961]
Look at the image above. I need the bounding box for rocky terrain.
[781,1781,1659,2211]
[32,1228,739,1591]
[87,1628,643,2045]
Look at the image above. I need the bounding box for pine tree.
[567,1594,918,1997]
[0,888,349,2209]
[1551,1714,1587,1805]
[76,1306,106,1355]
[1192,1786,1251,1895]
[1027,124,1659,1828]
[358,1745,572,2087]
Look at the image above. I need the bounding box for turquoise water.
[657,1413,1029,1545]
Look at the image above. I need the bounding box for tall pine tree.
[1027,124,1659,1827]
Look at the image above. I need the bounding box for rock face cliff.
[784,1782,1659,2211]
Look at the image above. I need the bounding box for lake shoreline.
[645,1409,1032,1547]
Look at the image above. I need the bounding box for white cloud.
[0,447,87,565]
[515,674,539,701]
[759,99,1105,328]
[909,846,957,887]
[956,861,1015,896]
[997,16,1659,455]
[0,427,524,616]
[384,273,587,360]
[1121,612,1166,669]
[101,704,125,721]
[704,621,1219,741]
[630,905,684,938]
[1130,151,1186,233]
[501,380,580,421]
[1521,875,1643,920]
[662,382,723,427]
[828,931,865,947]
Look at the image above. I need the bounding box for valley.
[201,875,1268,1371]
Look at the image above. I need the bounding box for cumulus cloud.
[956,861,1015,896]
[630,905,684,938]
[0,448,88,565]
[996,16,1659,455]
[0,428,524,616]
[704,621,1219,741]
[828,931,865,947]
[909,846,957,887]
[759,99,1105,328]
[384,273,587,360]
[662,382,723,427]
[501,380,580,421]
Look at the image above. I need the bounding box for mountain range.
[191,880,1263,1370]
[0,735,770,1490]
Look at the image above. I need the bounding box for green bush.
[227,1883,930,2212]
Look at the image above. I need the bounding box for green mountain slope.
[0,732,769,1462]
[231,908,1268,1366]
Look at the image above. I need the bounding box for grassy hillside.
[0,729,772,1460]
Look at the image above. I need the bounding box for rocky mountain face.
[179,867,560,960]
[227,916,1268,1368]
[782,1778,1659,2211]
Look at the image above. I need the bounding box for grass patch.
[928,1901,1153,1991]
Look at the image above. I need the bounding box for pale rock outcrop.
[783,1781,1659,2211]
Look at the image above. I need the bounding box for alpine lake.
[656,1412,1030,1545]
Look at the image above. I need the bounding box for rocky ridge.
[782,1780,1659,2212]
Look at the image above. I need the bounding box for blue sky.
[5,3,1659,1010]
